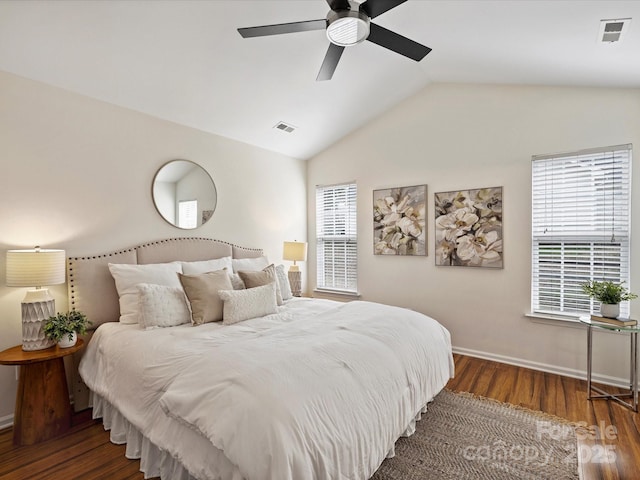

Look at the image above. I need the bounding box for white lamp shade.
[6,249,66,287]
[283,241,308,262]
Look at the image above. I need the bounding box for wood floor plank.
[448,354,639,480]
[0,354,637,479]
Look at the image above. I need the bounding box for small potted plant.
[44,310,91,348]
[581,280,637,318]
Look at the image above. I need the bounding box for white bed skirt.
[91,392,431,480]
[93,393,197,480]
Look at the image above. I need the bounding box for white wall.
[0,71,307,421]
[308,83,640,383]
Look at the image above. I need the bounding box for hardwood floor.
[447,355,640,480]
[0,354,638,479]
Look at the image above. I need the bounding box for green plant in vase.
[44,310,90,347]
[581,281,637,318]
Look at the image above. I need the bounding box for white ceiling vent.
[273,121,296,133]
[598,18,631,43]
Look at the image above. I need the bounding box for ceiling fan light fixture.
[326,10,370,47]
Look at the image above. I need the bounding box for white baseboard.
[0,413,13,431]
[452,346,634,390]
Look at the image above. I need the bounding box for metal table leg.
[632,331,637,411]
[587,325,593,400]
[587,325,638,412]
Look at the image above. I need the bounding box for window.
[178,200,198,229]
[531,145,632,318]
[316,182,357,293]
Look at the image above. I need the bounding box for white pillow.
[108,262,183,324]
[219,283,277,325]
[137,284,191,329]
[232,256,269,273]
[182,256,233,275]
[275,264,293,301]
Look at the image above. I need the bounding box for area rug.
[371,389,579,480]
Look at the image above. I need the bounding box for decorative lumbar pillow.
[137,284,191,329]
[178,270,233,325]
[181,256,233,275]
[232,256,269,273]
[238,264,283,305]
[219,282,277,325]
[108,262,183,324]
[275,264,293,301]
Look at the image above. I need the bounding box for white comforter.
[80,298,453,480]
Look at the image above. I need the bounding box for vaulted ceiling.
[1,1,639,160]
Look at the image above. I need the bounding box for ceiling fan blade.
[326,0,351,11]
[360,0,407,19]
[238,19,326,38]
[316,43,345,81]
[366,23,431,61]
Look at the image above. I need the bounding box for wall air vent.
[598,18,631,43]
[273,121,296,133]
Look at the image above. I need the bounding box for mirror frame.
[152,159,217,230]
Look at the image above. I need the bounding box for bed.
[72,237,454,480]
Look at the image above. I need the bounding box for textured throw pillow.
[181,256,233,275]
[137,284,191,329]
[179,270,233,325]
[219,283,277,325]
[238,264,283,305]
[228,273,245,290]
[232,256,269,273]
[275,264,293,301]
[108,262,183,324]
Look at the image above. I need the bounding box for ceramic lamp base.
[21,298,56,351]
[288,270,302,297]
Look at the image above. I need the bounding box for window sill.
[525,312,587,330]
[525,312,623,335]
[313,289,361,301]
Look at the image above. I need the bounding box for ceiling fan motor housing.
[326,9,371,46]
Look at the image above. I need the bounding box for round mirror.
[152,159,217,229]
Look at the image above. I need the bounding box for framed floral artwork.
[434,187,503,268]
[373,185,427,256]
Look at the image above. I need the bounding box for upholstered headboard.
[67,237,263,411]
[67,237,262,329]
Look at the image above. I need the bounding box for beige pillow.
[238,264,283,305]
[179,270,233,325]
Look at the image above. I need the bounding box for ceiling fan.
[238,0,431,81]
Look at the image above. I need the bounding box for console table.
[0,340,84,445]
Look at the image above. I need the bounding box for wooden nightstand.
[0,339,84,445]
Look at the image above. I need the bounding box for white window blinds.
[178,200,198,229]
[316,182,357,293]
[531,145,632,317]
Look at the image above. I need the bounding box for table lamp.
[283,241,307,297]
[6,247,66,351]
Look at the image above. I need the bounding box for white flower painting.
[373,185,427,256]
[434,187,503,268]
